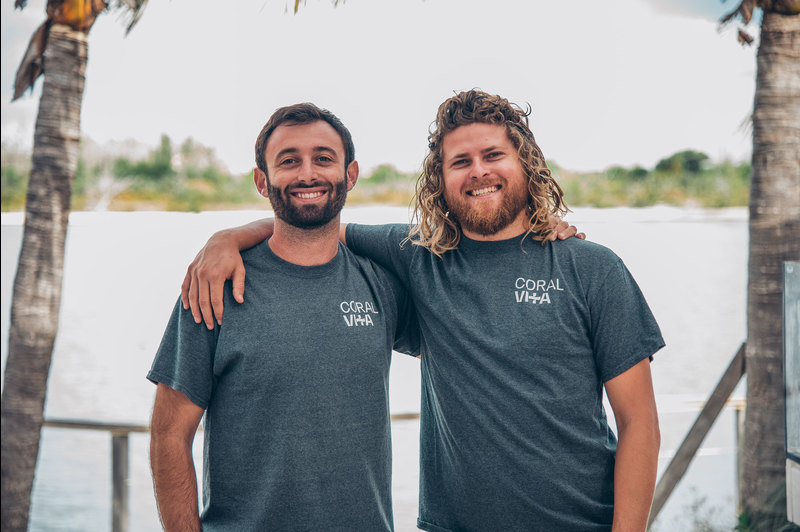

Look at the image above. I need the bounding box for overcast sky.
[1,0,758,175]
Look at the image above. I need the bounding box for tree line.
[1,139,751,211]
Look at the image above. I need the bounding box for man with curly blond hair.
[182,90,663,531]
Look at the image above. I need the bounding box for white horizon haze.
[1,0,757,176]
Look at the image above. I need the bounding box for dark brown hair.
[254,103,355,175]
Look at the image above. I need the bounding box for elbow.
[617,409,660,448]
[651,417,661,450]
[648,405,661,448]
[645,414,661,454]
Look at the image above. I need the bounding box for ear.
[346,160,359,191]
[253,168,269,198]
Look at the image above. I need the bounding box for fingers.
[231,265,246,305]
[181,269,192,310]
[186,270,204,326]
[557,224,579,240]
[548,220,569,241]
[196,270,216,331]
[181,239,248,329]
[210,279,225,328]
[548,222,585,241]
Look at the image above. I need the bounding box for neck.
[268,216,341,266]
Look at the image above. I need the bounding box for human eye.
[486,151,504,160]
[279,157,297,166]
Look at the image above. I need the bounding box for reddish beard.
[444,178,529,237]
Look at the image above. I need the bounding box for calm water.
[1,206,748,531]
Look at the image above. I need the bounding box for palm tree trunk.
[1,24,87,532]
[741,9,800,529]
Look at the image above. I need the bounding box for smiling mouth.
[467,185,501,197]
[292,190,326,200]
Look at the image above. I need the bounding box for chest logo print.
[514,277,563,304]
[340,300,379,326]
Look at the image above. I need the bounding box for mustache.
[285,181,333,192]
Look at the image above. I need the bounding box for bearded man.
[148,103,419,531]
[181,90,660,531]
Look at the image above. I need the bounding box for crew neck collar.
[457,232,532,254]
[261,240,342,278]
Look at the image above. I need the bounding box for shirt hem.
[601,339,665,383]
[417,518,454,532]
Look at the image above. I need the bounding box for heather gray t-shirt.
[148,240,417,531]
[347,223,664,532]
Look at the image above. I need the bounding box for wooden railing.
[44,348,748,532]
[43,418,149,532]
[42,412,421,532]
[648,342,747,528]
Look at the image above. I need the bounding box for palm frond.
[720,0,757,26]
[12,20,49,101]
[291,0,345,15]
[737,28,755,44]
[108,0,148,34]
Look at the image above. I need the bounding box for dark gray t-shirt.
[148,240,417,531]
[347,223,665,532]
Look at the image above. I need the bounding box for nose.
[471,158,489,179]
[297,158,315,183]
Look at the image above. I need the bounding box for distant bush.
[656,150,711,174]
[0,143,750,211]
[557,150,749,209]
[349,165,417,206]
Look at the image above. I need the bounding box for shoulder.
[341,245,407,299]
[241,240,268,265]
[541,238,630,294]
[342,244,400,283]
[347,223,411,246]
[546,237,621,267]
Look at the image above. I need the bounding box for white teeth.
[295,191,324,199]
[469,186,499,197]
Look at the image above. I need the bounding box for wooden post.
[112,432,129,532]
[648,342,746,528]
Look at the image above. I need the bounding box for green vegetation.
[1,141,750,212]
[557,150,750,209]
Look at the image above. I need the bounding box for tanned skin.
[150,383,204,532]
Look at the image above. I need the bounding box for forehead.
[265,120,344,159]
[442,123,512,157]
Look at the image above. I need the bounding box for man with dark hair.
[148,103,418,531]
[183,90,659,531]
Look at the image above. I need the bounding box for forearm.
[150,435,201,532]
[611,422,660,532]
[223,218,274,251]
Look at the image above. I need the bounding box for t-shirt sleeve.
[588,257,665,383]
[389,279,420,357]
[147,297,218,409]
[346,223,413,286]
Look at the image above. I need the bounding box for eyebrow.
[274,146,338,161]
[445,145,504,165]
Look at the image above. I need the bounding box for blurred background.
[1,0,778,530]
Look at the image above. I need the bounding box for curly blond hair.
[408,90,567,256]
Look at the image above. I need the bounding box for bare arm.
[150,383,205,532]
[181,219,274,329]
[182,217,581,329]
[605,358,660,532]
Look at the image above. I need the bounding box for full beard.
[445,180,529,237]
[267,178,348,229]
